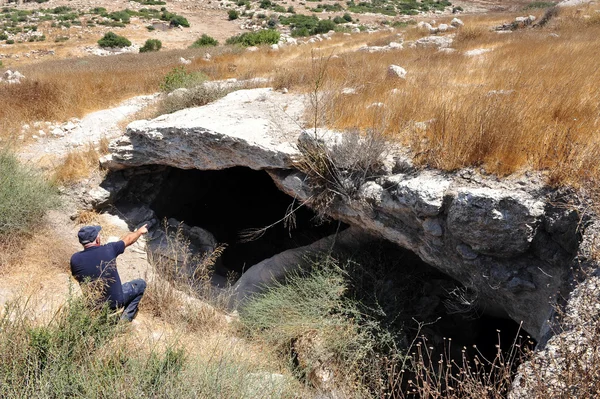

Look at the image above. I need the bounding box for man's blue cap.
[78,225,102,245]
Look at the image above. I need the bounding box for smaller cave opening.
[335,239,536,385]
[112,166,344,276]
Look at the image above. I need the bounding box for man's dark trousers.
[121,279,146,321]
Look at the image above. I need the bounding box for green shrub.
[139,38,162,52]
[159,66,208,92]
[343,12,352,22]
[5,39,14,44]
[190,34,218,48]
[108,10,130,24]
[0,33,7,40]
[161,11,190,27]
[225,29,280,46]
[97,31,131,48]
[0,151,59,241]
[228,9,239,20]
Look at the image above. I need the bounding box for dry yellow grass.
[2,5,599,192]
[51,138,109,185]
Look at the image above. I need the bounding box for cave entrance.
[114,166,343,276]
[107,165,534,377]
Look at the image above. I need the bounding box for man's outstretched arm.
[122,224,148,247]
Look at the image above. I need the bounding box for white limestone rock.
[387,65,407,79]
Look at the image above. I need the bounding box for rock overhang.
[101,87,587,343]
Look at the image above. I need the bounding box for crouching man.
[70,224,148,321]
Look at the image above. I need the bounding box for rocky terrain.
[2,0,600,396]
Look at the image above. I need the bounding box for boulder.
[411,35,454,49]
[1,70,25,84]
[417,21,433,31]
[451,18,464,27]
[108,88,302,171]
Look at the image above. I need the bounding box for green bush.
[314,19,335,33]
[108,10,130,24]
[161,11,190,27]
[5,39,14,44]
[225,29,280,46]
[97,31,131,48]
[159,66,208,92]
[190,34,218,48]
[0,151,59,241]
[228,9,239,20]
[139,38,162,52]
[343,12,352,22]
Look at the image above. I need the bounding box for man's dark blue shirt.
[70,241,126,308]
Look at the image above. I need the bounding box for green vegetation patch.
[0,151,59,240]
[279,14,341,37]
[524,1,557,9]
[139,38,162,52]
[132,0,167,5]
[190,34,219,48]
[160,11,189,27]
[159,66,208,92]
[97,31,131,48]
[225,29,280,46]
[311,3,344,12]
[346,0,452,16]
[239,257,399,391]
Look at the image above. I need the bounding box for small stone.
[451,18,464,27]
[387,64,407,79]
[51,127,65,137]
[423,218,443,237]
[456,243,478,260]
